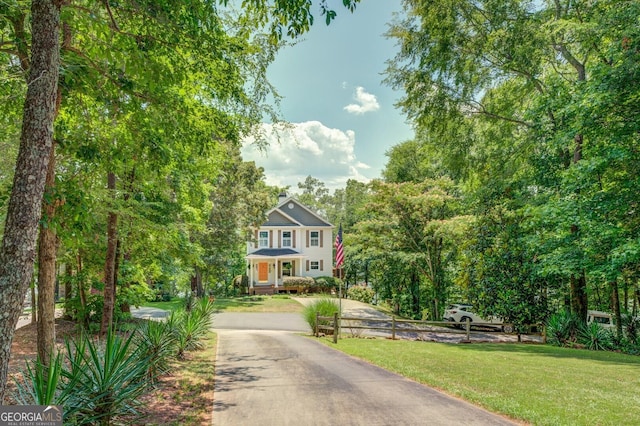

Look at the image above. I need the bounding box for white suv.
[443,304,508,331]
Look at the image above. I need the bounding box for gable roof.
[263,197,332,228]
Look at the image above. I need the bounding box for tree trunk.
[100,172,118,336]
[0,0,60,402]
[37,147,58,364]
[610,281,622,337]
[570,273,588,322]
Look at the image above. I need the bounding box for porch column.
[275,260,279,288]
[249,261,254,289]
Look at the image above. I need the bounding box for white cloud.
[241,121,371,191]
[343,87,380,115]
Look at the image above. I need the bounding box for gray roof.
[249,248,301,257]
[267,197,332,227]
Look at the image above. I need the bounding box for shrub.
[134,320,177,382]
[302,299,339,334]
[546,310,581,347]
[62,329,151,425]
[347,285,375,304]
[169,297,216,359]
[13,352,67,406]
[283,276,315,287]
[312,276,339,293]
[578,322,614,351]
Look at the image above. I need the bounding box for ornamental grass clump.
[302,298,339,335]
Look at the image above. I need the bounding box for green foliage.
[546,310,581,347]
[347,285,374,304]
[116,262,156,307]
[61,329,151,425]
[134,320,178,383]
[312,276,339,293]
[12,296,219,423]
[384,0,640,326]
[170,297,216,359]
[578,322,614,352]
[282,276,315,287]
[13,353,65,406]
[302,298,339,333]
[622,315,640,345]
[462,206,551,331]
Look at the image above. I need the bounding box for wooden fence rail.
[315,313,542,343]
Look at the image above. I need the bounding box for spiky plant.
[578,322,613,351]
[62,329,152,425]
[134,320,177,382]
[13,352,66,406]
[546,310,581,346]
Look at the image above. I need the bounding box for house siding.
[246,197,334,288]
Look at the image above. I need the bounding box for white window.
[282,261,292,276]
[259,231,268,247]
[310,261,319,270]
[282,231,292,247]
[310,231,319,247]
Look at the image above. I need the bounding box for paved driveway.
[212,310,518,426]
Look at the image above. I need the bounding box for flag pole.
[335,224,344,336]
[339,267,342,316]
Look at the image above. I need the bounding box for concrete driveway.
[212,308,518,426]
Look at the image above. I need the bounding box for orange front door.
[258,262,268,282]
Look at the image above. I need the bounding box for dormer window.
[282,231,292,247]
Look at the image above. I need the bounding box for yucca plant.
[13,352,66,406]
[546,310,581,346]
[192,296,217,322]
[62,329,152,425]
[134,320,177,383]
[578,321,613,351]
[169,297,216,359]
[302,298,339,335]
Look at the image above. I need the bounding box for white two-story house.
[246,194,334,294]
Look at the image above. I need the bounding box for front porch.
[246,249,307,294]
[249,284,307,295]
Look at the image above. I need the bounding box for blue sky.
[241,1,414,192]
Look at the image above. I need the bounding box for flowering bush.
[347,285,375,304]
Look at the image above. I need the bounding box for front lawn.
[324,338,640,425]
[144,295,304,313]
[211,295,304,313]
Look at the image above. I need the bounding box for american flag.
[335,224,344,269]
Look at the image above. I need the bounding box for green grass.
[144,295,304,313]
[213,295,303,313]
[323,338,640,425]
[142,298,186,312]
